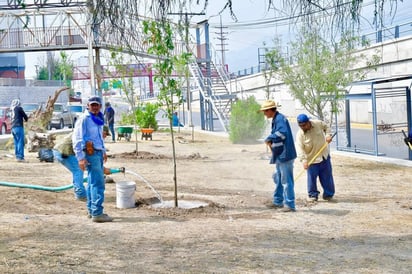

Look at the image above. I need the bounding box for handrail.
[188,61,228,132]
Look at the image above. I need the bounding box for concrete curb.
[331,150,412,167]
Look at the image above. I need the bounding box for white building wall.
[229,35,412,123]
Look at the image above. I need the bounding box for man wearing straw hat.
[260,100,297,212]
[295,114,335,202]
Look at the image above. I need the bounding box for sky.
[193,0,412,73]
[22,0,412,79]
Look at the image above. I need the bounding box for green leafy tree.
[37,66,49,81]
[56,52,73,84]
[261,40,281,100]
[229,96,266,144]
[143,19,191,207]
[106,49,141,153]
[36,51,73,85]
[106,49,137,110]
[265,29,380,123]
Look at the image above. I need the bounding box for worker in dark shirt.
[10,99,28,162]
[104,102,116,142]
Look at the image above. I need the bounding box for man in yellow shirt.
[295,114,335,202]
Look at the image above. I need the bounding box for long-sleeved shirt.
[72,111,106,161]
[295,119,331,165]
[265,112,297,164]
[11,106,28,128]
[104,106,115,125]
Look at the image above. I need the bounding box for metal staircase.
[0,2,236,132]
[188,60,236,132]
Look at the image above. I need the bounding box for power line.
[213,15,228,65]
[209,0,377,30]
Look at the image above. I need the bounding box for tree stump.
[27,131,56,152]
[25,86,70,152]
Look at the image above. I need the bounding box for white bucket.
[116,181,136,208]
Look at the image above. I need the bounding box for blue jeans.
[11,126,25,160]
[307,156,335,198]
[108,123,115,141]
[53,150,86,199]
[272,159,296,210]
[85,150,105,216]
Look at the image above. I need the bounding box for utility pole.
[214,15,228,68]
[87,23,96,96]
[168,11,204,139]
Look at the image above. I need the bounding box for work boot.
[76,196,87,202]
[306,196,318,202]
[322,196,334,202]
[92,213,113,223]
[280,206,296,212]
[266,203,284,209]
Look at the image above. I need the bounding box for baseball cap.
[88,96,102,105]
[297,114,310,123]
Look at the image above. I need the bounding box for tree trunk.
[26,87,70,152]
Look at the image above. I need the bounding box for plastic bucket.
[116,181,136,208]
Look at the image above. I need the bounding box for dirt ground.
[0,129,411,273]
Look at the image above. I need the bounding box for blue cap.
[297,114,309,123]
[88,96,102,105]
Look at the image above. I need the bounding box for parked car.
[67,104,85,126]
[69,92,82,103]
[22,103,42,116]
[48,103,76,129]
[0,107,12,135]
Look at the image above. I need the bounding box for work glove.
[404,137,412,146]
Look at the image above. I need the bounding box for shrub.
[229,96,266,143]
[118,102,160,131]
[119,112,135,125]
[135,102,159,130]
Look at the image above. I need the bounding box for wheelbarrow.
[141,128,154,140]
[117,126,133,141]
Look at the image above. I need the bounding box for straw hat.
[259,100,278,111]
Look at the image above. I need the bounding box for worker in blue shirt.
[260,100,297,212]
[172,112,184,127]
[72,96,112,223]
